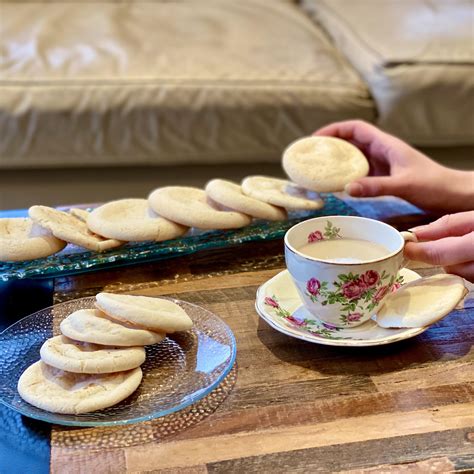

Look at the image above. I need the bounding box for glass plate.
[0,194,358,281]
[0,297,236,426]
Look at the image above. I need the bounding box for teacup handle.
[400,231,418,268]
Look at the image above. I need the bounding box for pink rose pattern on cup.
[307,220,341,243]
[306,277,324,296]
[307,230,323,243]
[305,271,404,325]
[391,282,402,292]
[360,270,380,287]
[264,296,344,339]
[303,219,405,325]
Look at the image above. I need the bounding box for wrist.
[443,169,474,212]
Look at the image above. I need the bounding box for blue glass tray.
[0,194,358,282]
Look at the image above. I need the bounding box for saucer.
[255,268,428,347]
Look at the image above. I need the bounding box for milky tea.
[298,238,390,264]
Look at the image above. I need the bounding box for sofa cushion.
[0,0,374,168]
[303,0,474,146]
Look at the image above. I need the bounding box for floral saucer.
[255,268,428,347]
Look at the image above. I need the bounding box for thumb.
[344,176,401,198]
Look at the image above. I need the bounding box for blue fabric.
[0,404,49,473]
[0,209,28,218]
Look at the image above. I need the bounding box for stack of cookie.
[1,136,369,261]
[17,293,193,414]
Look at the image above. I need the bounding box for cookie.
[0,218,66,262]
[69,208,90,222]
[40,335,146,374]
[60,309,165,346]
[148,186,252,229]
[376,274,468,328]
[96,293,193,333]
[87,198,188,242]
[241,176,324,210]
[18,361,142,414]
[29,206,123,252]
[283,136,369,192]
[205,179,287,221]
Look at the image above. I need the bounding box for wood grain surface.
[50,249,474,472]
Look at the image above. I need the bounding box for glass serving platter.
[0,194,358,282]
[0,297,236,426]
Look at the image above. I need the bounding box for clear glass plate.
[0,194,358,281]
[0,297,236,426]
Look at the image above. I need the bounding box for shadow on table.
[256,313,472,377]
[0,279,54,331]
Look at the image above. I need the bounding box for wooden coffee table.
[2,197,473,472]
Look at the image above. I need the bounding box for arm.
[315,120,474,214]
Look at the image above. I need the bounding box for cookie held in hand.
[283,136,369,192]
[376,273,467,328]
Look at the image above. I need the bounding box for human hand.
[405,211,474,282]
[315,120,474,214]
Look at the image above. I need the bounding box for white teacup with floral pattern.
[284,216,415,328]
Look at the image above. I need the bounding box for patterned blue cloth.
[0,404,49,473]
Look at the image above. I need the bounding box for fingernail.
[344,182,364,197]
[409,225,426,233]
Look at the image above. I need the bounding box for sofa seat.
[0,0,374,168]
[303,0,474,146]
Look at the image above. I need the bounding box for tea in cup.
[284,216,415,328]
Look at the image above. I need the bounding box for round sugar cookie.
[60,309,165,346]
[87,199,188,242]
[241,176,324,210]
[148,186,252,229]
[69,208,90,222]
[96,293,193,333]
[283,136,369,192]
[18,361,142,414]
[0,218,66,262]
[205,179,287,221]
[376,274,467,328]
[40,335,146,374]
[29,206,123,252]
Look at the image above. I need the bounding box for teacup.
[284,215,415,328]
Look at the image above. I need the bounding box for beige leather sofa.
[0,0,472,208]
[302,0,474,147]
